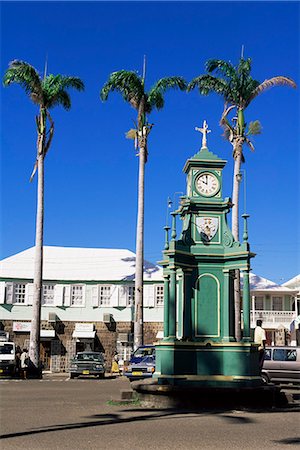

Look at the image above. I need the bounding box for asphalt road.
[0,375,299,450]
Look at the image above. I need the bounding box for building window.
[71,285,84,306]
[99,286,111,306]
[42,285,55,305]
[13,283,26,304]
[127,286,135,306]
[272,296,283,311]
[155,285,164,306]
[255,296,264,310]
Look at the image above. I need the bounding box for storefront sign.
[75,323,94,332]
[13,322,31,332]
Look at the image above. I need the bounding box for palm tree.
[3,60,84,370]
[188,56,296,340]
[100,67,186,349]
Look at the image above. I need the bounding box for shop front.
[13,322,57,371]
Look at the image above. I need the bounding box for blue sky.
[1,1,299,284]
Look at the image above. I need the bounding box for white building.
[0,246,164,372]
[0,246,298,372]
[247,273,299,345]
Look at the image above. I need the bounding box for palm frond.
[55,76,84,91]
[247,120,262,136]
[48,90,72,110]
[146,76,186,111]
[206,59,237,81]
[3,60,42,102]
[150,76,187,94]
[100,70,144,110]
[126,128,138,140]
[250,76,296,101]
[147,90,164,110]
[187,74,229,98]
[237,58,252,77]
[41,74,84,109]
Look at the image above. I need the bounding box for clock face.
[196,172,220,197]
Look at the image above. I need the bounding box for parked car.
[262,346,300,385]
[124,345,155,381]
[69,352,105,379]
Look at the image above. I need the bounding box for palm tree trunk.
[232,138,243,342]
[29,110,45,370]
[232,140,243,240]
[134,140,146,350]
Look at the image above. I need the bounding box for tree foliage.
[3,60,84,110]
[100,70,186,128]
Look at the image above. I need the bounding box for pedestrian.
[254,320,266,372]
[111,352,120,376]
[15,345,22,378]
[296,324,300,346]
[20,348,29,379]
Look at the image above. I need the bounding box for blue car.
[124,345,155,381]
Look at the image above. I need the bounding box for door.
[40,341,51,371]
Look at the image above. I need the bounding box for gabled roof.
[0,246,297,293]
[283,275,300,291]
[0,246,163,282]
[242,273,297,294]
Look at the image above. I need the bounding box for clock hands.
[201,175,208,185]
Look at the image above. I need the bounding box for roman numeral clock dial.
[196,172,220,197]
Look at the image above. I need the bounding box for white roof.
[243,273,297,294]
[283,275,300,291]
[0,246,297,293]
[0,246,163,282]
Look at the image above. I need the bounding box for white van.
[0,341,16,377]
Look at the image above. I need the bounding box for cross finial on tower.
[195,120,211,148]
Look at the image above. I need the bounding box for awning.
[72,331,96,339]
[40,330,55,338]
[156,331,164,339]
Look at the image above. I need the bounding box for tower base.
[131,378,287,409]
[154,340,261,388]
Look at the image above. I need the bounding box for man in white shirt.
[254,320,266,372]
[20,348,29,379]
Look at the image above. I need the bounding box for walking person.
[15,346,22,378]
[254,320,266,372]
[111,352,120,376]
[20,348,29,379]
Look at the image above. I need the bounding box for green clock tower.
[155,121,261,388]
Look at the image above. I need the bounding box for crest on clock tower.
[196,216,219,241]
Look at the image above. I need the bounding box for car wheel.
[98,373,105,379]
[70,373,76,379]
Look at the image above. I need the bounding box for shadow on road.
[1,405,300,441]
